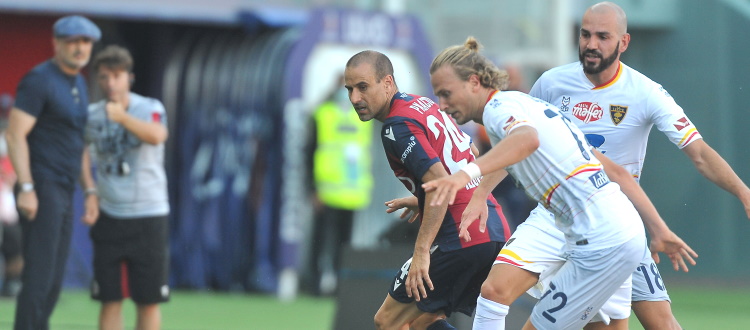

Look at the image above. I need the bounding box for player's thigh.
[631,300,681,330]
[530,236,644,329]
[495,220,567,299]
[375,294,423,329]
[481,263,540,305]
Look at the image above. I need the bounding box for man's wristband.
[84,188,98,196]
[460,163,482,180]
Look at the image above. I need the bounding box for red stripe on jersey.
[120,261,131,298]
[152,112,161,122]
[496,255,523,267]
[682,131,700,147]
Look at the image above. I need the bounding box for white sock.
[473,294,509,330]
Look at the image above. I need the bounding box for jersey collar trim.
[592,62,622,90]
[486,90,499,104]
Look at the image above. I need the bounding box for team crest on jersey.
[673,117,692,131]
[559,96,570,112]
[572,102,603,123]
[609,105,628,125]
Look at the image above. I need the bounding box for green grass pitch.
[1,285,748,329]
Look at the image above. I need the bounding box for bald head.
[586,1,627,35]
[346,50,395,83]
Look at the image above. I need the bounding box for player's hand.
[16,190,38,221]
[459,197,489,242]
[406,250,433,301]
[649,230,698,272]
[82,194,99,226]
[422,172,471,206]
[105,101,128,124]
[385,196,420,223]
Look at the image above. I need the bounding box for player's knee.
[373,309,393,330]
[480,280,514,305]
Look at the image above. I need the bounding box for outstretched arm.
[594,149,698,272]
[682,139,750,220]
[423,126,539,206]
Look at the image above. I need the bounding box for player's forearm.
[473,169,507,200]
[5,130,33,184]
[414,191,449,254]
[79,147,96,190]
[597,150,670,235]
[692,147,750,204]
[120,114,168,145]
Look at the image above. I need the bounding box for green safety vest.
[313,101,373,210]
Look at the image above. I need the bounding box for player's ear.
[384,74,395,90]
[619,33,630,53]
[469,74,482,91]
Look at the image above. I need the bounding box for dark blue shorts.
[388,241,502,317]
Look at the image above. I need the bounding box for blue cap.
[53,15,101,41]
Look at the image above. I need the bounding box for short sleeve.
[14,71,48,118]
[381,118,440,181]
[648,85,702,149]
[482,95,535,142]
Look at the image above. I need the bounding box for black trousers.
[310,206,353,293]
[14,180,74,330]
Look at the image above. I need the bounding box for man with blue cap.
[5,15,101,330]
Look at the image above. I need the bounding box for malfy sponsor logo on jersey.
[572,102,603,123]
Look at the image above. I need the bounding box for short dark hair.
[91,45,133,73]
[346,50,394,82]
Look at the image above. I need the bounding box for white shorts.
[632,250,671,302]
[495,207,637,324]
[529,234,646,329]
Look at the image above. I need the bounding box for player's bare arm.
[5,108,38,220]
[594,149,698,272]
[424,126,539,206]
[406,162,451,302]
[459,169,508,242]
[682,139,750,220]
[385,195,420,223]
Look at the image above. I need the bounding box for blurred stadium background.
[1,0,749,328]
